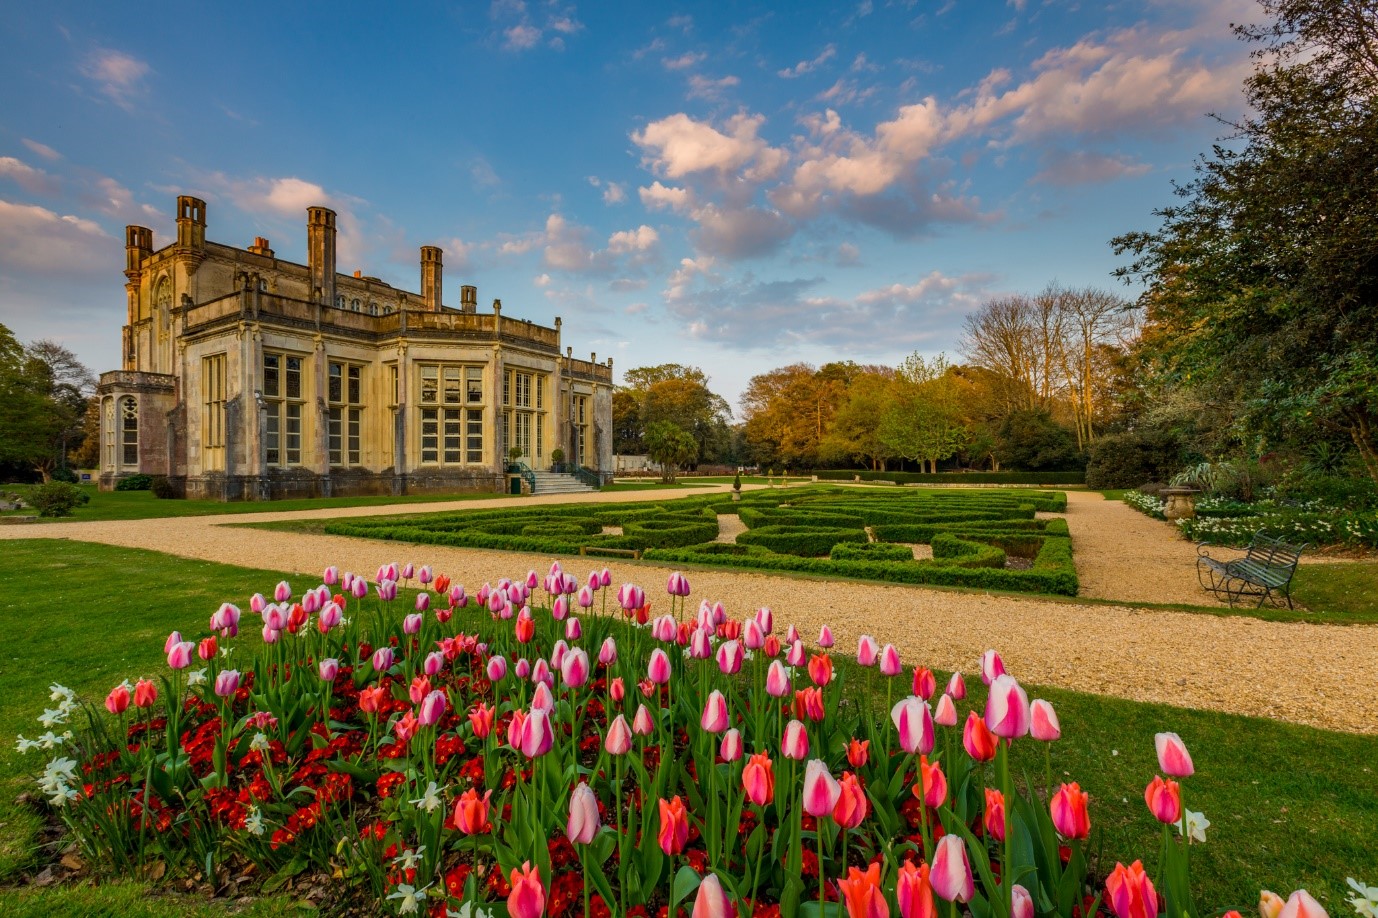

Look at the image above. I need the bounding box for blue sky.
[0,0,1257,409]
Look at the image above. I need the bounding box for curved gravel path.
[3,486,1375,733]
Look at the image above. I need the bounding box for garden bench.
[1196,532,1307,609]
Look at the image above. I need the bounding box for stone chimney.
[175,196,206,249]
[307,207,337,306]
[420,246,443,311]
[248,236,274,257]
[460,285,477,314]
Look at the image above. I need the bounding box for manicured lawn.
[0,483,510,522]
[1,539,1374,912]
[1097,489,1130,501]
[1292,561,1378,618]
[601,480,719,492]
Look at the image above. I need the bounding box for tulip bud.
[978,649,1005,686]
[892,696,935,755]
[1260,892,1286,918]
[1031,699,1061,742]
[371,646,395,673]
[743,618,765,650]
[610,676,625,703]
[1013,885,1034,918]
[1051,782,1091,840]
[418,689,447,726]
[985,674,1031,739]
[632,704,655,736]
[931,835,975,903]
[1105,861,1158,918]
[913,666,937,700]
[701,690,729,733]
[515,658,531,679]
[561,648,591,689]
[802,759,841,818]
[716,640,743,675]
[720,728,743,762]
[647,648,672,684]
[818,625,834,648]
[963,711,998,762]
[105,684,131,715]
[984,787,1007,841]
[507,862,545,918]
[468,702,494,739]
[857,635,879,667]
[274,580,292,603]
[134,678,157,708]
[167,641,195,670]
[198,636,218,661]
[486,655,508,682]
[658,796,689,856]
[1155,732,1195,778]
[766,660,791,697]
[319,658,340,682]
[847,738,870,769]
[934,693,958,727]
[261,624,280,645]
[947,671,966,699]
[566,783,600,845]
[917,755,948,808]
[424,650,445,677]
[1144,776,1182,825]
[531,681,555,713]
[879,643,902,676]
[520,707,554,758]
[742,752,775,806]
[693,874,735,918]
[250,593,266,614]
[781,718,809,760]
[833,771,867,829]
[164,630,183,654]
[605,715,632,754]
[690,627,713,660]
[323,566,339,585]
[755,607,773,633]
[214,669,240,698]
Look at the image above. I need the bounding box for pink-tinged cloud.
[1033,150,1152,186]
[81,49,151,109]
[607,225,659,254]
[779,44,837,79]
[639,181,693,214]
[663,52,705,71]
[0,157,59,195]
[504,23,542,50]
[632,112,788,183]
[0,199,112,274]
[687,74,741,101]
[21,139,62,162]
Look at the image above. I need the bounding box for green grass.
[600,480,718,492]
[1098,489,1130,501]
[0,539,1374,913]
[0,483,511,522]
[1292,562,1378,618]
[0,881,300,917]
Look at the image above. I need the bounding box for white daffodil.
[392,846,426,872]
[49,683,75,703]
[38,708,69,729]
[1348,878,1378,918]
[46,785,79,807]
[220,645,235,657]
[187,668,208,687]
[447,903,495,918]
[45,756,79,783]
[15,735,39,754]
[387,882,430,914]
[245,805,265,837]
[250,732,270,752]
[410,781,444,813]
[1177,809,1210,843]
[37,732,64,750]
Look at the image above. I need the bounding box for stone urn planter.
[1162,487,1200,520]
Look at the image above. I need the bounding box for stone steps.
[529,471,597,494]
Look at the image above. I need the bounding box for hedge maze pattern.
[323,486,1077,596]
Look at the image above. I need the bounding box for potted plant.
[551,448,566,473]
[507,447,524,471]
[732,470,742,502]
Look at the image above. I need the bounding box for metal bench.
[1196,532,1307,608]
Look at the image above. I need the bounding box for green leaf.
[262,854,309,893]
[673,864,702,905]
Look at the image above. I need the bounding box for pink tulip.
[450,584,467,606]
[720,729,743,762]
[520,707,554,758]
[598,637,618,666]
[486,655,508,682]
[507,710,528,750]
[717,640,744,674]
[605,715,632,754]
[781,719,809,760]
[371,646,395,672]
[318,657,340,682]
[818,625,834,648]
[1105,861,1158,918]
[712,601,727,625]
[1051,782,1091,840]
[947,671,966,699]
[755,607,773,633]
[833,771,868,829]
[934,693,958,727]
[323,566,339,585]
[549,640,568,671]
[164,630,183,654]
[701,690,729,733]
[261,625,280,644]
[978,650,1005,686]
[693,874,736,918]
[1013,885,1034,918]
[106,684,131,715]
[302,589,322,615]
[879,644,902,677]
[786,640,806,667]
[552,595,568,621]
[409,675,432,705]
[414,593,430,613]
[743,618,766,650]
[785,624,801,644]
[668,571,691,596]
[263,604,287,631]
[587,570,601,591]
[648,648,672,684]
[690,627,714,660]
[167,641,194,670]
[1144,776,1182,825]
[617,583,645,610]
[985,674,1031,739]
[633,704,655,736]
[610,676,625,703]
[561,648,591,689]
[931,835,975,903]
[351,578,368,600]
[249,593,266,614]
[565,617,582,641]
[1277,891,1327,918]
[507,862,545,918]
[857,635,879,667]
[891,696,935,755]
[418,689,447,726]
[802,759,842,818]
[274,581,291,602]
[652,614,677,642]
[417,565,432,584]
[1030,699,1060,742]
[214,669,240,697]
[515,658,531,679]
[531,659,553,687]
[1155,732,1195,778]
[600,568,612,587]
[317,602,342,633]
[578,586,594,608]
[403,613,423,635]
[566,783,600,845]
[401,562,415,580]
[424,651,445,677]
[766,660,791,697]
[377,580,398,602]
[531,682,555,713]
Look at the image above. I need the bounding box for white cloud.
[542,213,594,270]
[549,15,583,34]
[638,181,693,214]
[689,203,793,259]
[632,112,788,183]
[504,23,542,49]
[81,49,150,109]
[663,52,705,70]
[534,272,552,287]
[667,14,693,32]
[602,182,626,204]
[0,199,112,274]
[778,44,837,79]
[0,157,59,195]
[607,225,659,254]
[687,74,740,101]
[439,237,473,272]
[21,139,61,162]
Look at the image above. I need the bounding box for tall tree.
[617,364,732,463]
[741,363,848,469]
[0,325,87,480]
[643,420,698,483]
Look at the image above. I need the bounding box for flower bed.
[20,562,1356,918]
[1123,490,1378,548]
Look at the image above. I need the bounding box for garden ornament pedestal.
[1162,487,1200,520]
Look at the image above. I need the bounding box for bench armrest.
[1196,541,1245,561]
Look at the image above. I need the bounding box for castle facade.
[97,195,613,500]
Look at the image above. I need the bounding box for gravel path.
[4,486,1376,733]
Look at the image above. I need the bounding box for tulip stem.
[817,817,827,908]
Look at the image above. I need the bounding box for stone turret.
[175,196,205,249]
[307,207,337,307]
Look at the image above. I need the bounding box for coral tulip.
[610,676,625,703]
[1144,776,1182,825]
[469,703,495,739]
[1051,782,1091,840]
[198,636,217,661]
[1105,861,1158,918]
[693,873,736,918]
[1260,893,1286,918]
[833,771,868,829]
[648,648,672,684]
[105,684,131,715]
[410,676,433,705]
[1013,885,1034,918]
[358,686,386,715]
[764,634,782,658]
[605,714,632,754]
[933,693,958,727]
[418,689,447,727]
[963,711,998,762]
[978,650,1005,686]
[913,666,936,700]
[514,612,535,644]
[1031,699,1061,742]
[318,658,340,682]
[393,711,419,744]
[134,678,157,708]
[984,787,1006,842]
[931,835,975,903]
[897,860,935,918]
[857,635,879,667]
[985,674,1031,739]
[453,788,492,834]
[1155,732,1195,778]
[743,753,775,806]
[507,862,545,918]
[701,690,729,733]
[658,796,689,855]
[566,783,600,845]
[839,863,889,918]
[916,755,948,808]
[794,687,826,722]
[892,697,935,755]
[720,728,743,762]
[946,671,966,700]
[782,719,809,760]
[847,738,870,768]
[766,660,791,697]
[808,653,834,687]
[802,759,842,818]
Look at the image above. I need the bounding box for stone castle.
[97,195,613,500]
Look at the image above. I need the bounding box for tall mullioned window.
[263,352,304,466]
[573,393,589,466]
[328,361,363,466]
[418,364,484,465]
[202,354,226,471]
[120,397,139,466]
[503,369,545,463]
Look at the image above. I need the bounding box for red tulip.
[658,796,689,855]
[915,755,947,808]
[839,863,889,918]
[794,687,826,722]
[198,636,217,661]
[514,611,536,644]
[1155,732,1195,778]
[897,861,936,918]
[454,788,493,834]
[833,771,868,829]
[469,703,495,739]
[1144,776,1182,825]
[1050,782,1091,840]
[507,861,545,918]
[133,678,157,709]
[743,753,775,806]
[963,711,998,762]
[105,684,131,715]
[983,787,1006,842]
[1105,861,1158,918]
[763,634,781,657]
[847,738,870,768]
[913,667,936,700]
[807,653,833,687]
